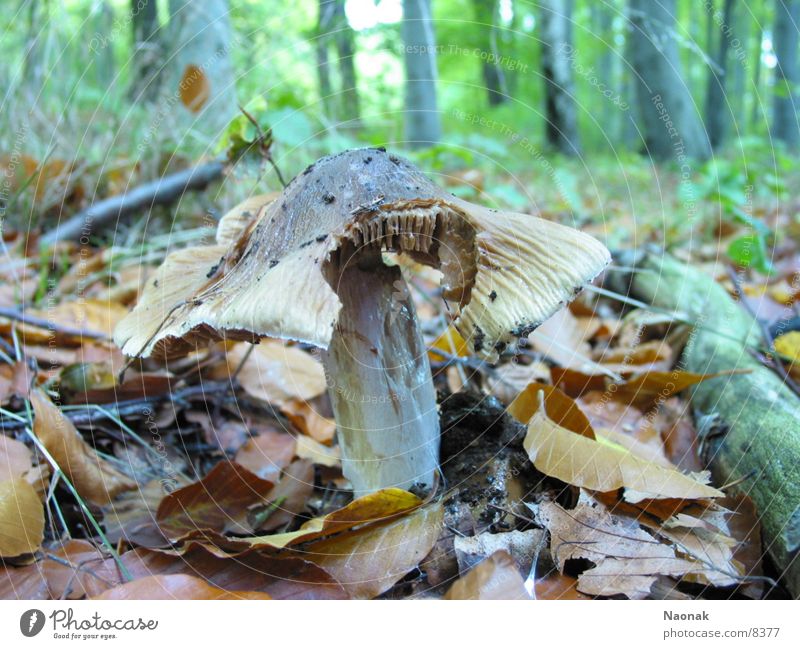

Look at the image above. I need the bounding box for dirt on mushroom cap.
[114,148,610,361]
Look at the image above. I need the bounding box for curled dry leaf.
[179,65,210,113]
[294,434,341,468]
[536,498,698,599]
[0,479,44,557]
[93,574,271,600]
[608,370,737,412]
[213,488,423,553]
[156,462,274,539]
[305,502,443,599]
[445,550,530,600]
[31,389,136,506]
[508,382,594,438]
[1,435,50,494]
[524,391,722,502]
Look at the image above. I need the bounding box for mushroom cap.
[115,148,610,361]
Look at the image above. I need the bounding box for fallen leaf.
[428,326,469,361]
[524,391,722,501]
[0,563,48,599]
[31,389,135,505]
[102,480,170,548]
[454,529,544,576]
[533,571,590,600]
[295,434,341,467]
[234,430,297,480]
[508,382,594,438]
[609,371,735,412]
[93,574,271,600]
[41,540,117,599]
[445,550,530,600]
[486,361,550,404]
[18,299,128,345]
[0,479,44,557]
[306,502,443,599]
[156,462,274,539]
[179,65,210,113]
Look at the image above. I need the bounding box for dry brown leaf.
[156,462,274,539]
[283,400,336,444]
[17,299,128,345]
[234,430,297,480]
[253,459,314,532]
[306,502,443,599]
[508,382,594,438]
[219,488,423,552]
[294,434,341,467]
[102,480,170,548]
[445,550,530,600]
[609,370,736,412]
[0,436,34,483]
[0,479,44,557]
[550,367,607,397]
[533,571,591,600]
[31,389,135,506]
[93,574,271,600]
[524,391,722,501]
[41,540,117,599]
[179,65,211,112]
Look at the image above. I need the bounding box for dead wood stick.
[40,160,225,246]
[619,249,800,597]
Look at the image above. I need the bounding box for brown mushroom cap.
[115,148,610,361]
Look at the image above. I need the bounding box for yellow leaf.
[508,382,594,439]
[179,64,210,113]
[0,479,44,557]
[428,326,469,361]
[775,331,800,364]
[524,390,722,501]
[31,389,136,506]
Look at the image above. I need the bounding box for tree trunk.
[131,0,161,102]
[622,251,800,598]
[539,0,580,155]
[591,1,617,139]
[473,0,507,106]
[166,0,238,139]
[629,0,711,160]
[93,2,115,89]
[402,0,442,147]
[316,0,335,117]
[705,0,736,148]
[772,0,800,148]
[331,0,360,124]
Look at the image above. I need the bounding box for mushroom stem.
[321,262,439,495]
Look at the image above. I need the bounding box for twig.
[238,104,287,188]
[0,306,108,340]
[40,160,225,246]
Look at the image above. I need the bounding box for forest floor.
[1,146,799,600]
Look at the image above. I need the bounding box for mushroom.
[115,148,610,494]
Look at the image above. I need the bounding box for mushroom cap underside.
[114,148,610,361]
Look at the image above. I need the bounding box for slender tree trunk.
[331,0,360,123]
[131,0,161,102]
[166,0,237,139]
[772,0,800,148]
[591,2,617,138]
[730,3,747,132]
[705,0,736,148]
[402,0,442,147]
[473,0,507,106]
[750,25,763,128]
[539,0,580,154]
[94,2,115,89]
[316,0,335,117]
[629,0,711,160]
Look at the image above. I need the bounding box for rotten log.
[40,160,225,246]
[620,250,800,597]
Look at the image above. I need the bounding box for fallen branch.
[40,160,225,246]
[619,249,800,597]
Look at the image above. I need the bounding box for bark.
[629,0,711,160]
[539,0,580,155]
[623,251,800,597]
[402,0,442,147]
[705,0,736,148]
[166,0,238,139]
[131,0,162,102]
[750,26,763,128]
[772,0,800,148]
[322,262,439,494]
[473,0,507,106]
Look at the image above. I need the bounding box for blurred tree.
[94,2,115,89]
[771,0,800,147]
[629,0,710,160]
[166,0,237,139]
[473,0,508,105]
[539,0,580,154]
[704,0,736,148]
[131,0,162,102]
[317,0,360,124]
[402,0,441,147]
